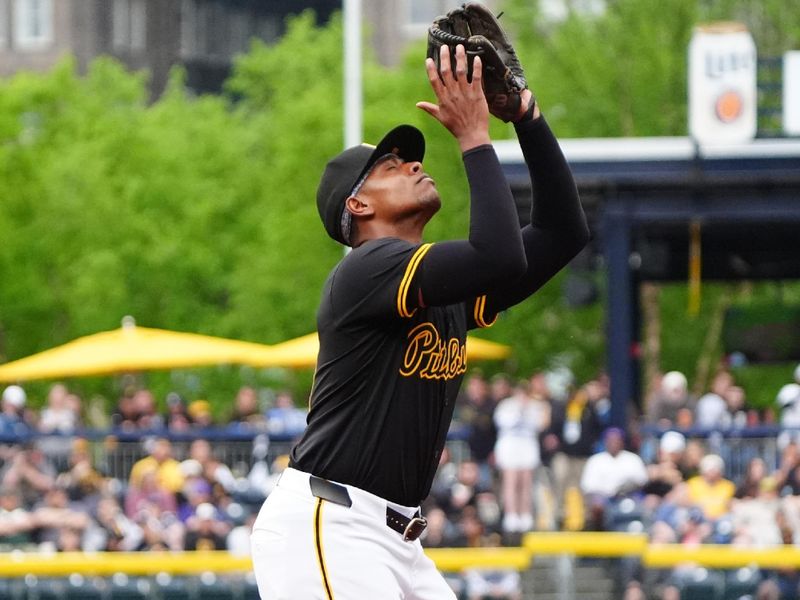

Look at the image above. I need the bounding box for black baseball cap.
[316,125,425,246]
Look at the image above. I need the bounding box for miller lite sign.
[689,22,757,144]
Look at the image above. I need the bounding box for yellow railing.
[2,534,799,577]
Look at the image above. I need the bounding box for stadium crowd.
[1,362,800,599]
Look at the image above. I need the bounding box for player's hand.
[416,44,491,153]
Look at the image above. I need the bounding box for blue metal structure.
[495,136,800,429]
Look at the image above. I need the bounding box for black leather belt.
[309,475,428,542]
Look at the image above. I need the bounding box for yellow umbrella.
[244,332,511,369]
[0,317,277,383]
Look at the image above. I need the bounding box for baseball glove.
[427,3,529,122]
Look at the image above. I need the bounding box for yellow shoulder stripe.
[397,243,434,318]
[473,295,498,328]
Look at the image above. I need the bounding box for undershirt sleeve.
[403,145,527,311]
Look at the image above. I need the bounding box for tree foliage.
[1,3,798,406]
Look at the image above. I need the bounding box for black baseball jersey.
[291,116,589,507]
[290,238,495,506]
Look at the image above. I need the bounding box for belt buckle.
[402,516,428,542]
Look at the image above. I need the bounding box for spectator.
[493,379,549,534]
[33,484,91,549]
[0,487,35,548]
[456,371,497,489]
[0,385,32,438]
[125,470,178,519]
[38,384,81,434]
[133,502,184,551]
[544,381,603,529]
[777,365,800,429]
[420,506,456,548]
[227,511,257,556]
[775,441,800,495]
[266,391,307,439]
[187,400,215,428]
[112,388,139,430]
[133,389,163,430]
[55,438,105,506]
[38,384,82,471]
[185,438,236,495]
[643,431,687,499]
[0,443,56,506]
[435,460,493,524]
[724,385,749,430]
[229,386,266,429]
[184,502,228,550]
[452,505,493,548]
[731,476,783,547]
[580,428,648,530]
[680,439,705,480]
[735,457,768,500]
[463,567,522,600]
[694,370,734,430]
[128,437,184,495]
[685,454,735,522]
[164,393,192,432]
[645,371,693,429]
[176,464,214,523]
[86,495,143,551]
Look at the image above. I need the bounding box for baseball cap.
[195,502,216,521]
[659,431,686,454]
[316,125,425,246]
[2,385,26,408]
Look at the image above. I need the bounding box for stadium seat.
[107,574,149,600]
[679,568,725,600]
[0,579,20,600]
[151,574,191,600]
[723,567,762,600]
[62,575,103,600]
[194,574,234,600]
[24,578,66,600]
[238,573,260,600]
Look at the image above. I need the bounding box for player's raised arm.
[410,44,528,308]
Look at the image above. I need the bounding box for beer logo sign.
[715,90,744,123]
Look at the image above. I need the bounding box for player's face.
[359,155,441,219]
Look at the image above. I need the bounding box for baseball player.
[250,43,589,599]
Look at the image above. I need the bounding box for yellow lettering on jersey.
[399,322,467,380]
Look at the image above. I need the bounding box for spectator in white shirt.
[493,380,550,533]
[581,428,648,529]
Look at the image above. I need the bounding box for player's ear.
[345,196,374,217]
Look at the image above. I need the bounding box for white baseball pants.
[250,467,456,599]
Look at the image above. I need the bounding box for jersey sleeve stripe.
[396,243,434,318]
[473,295,498,328]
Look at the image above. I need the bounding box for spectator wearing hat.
[686,454,735,522]
[645,371,694,429]
[187,400,214,428]
[777,364,800,429]
[580,428,648,530]
[0,385,33,438]
[184,502,228,551]
[643,431,688,499]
